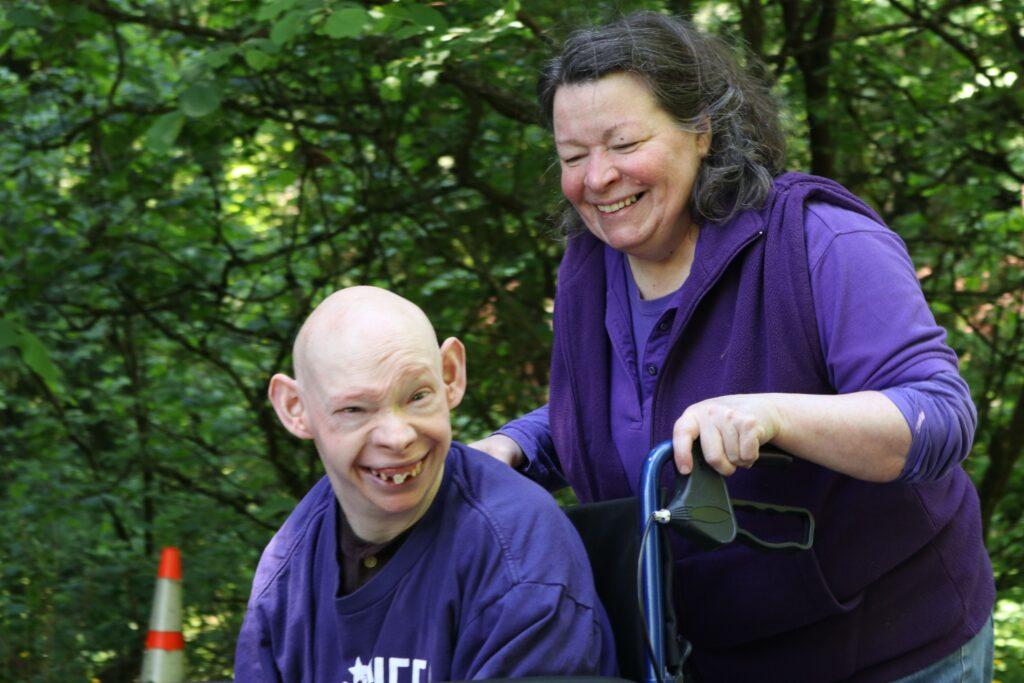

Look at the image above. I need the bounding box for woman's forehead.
[553,74,663,134]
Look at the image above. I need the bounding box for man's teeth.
[596,194,640,213]
[371,459,424,484]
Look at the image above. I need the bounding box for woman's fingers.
[737,425,761,468]
[673,395,778,476]
[700,423,736,476]
[672,411,699,474]
[467,434,524,468]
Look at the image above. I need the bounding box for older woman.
[471,11,994,683]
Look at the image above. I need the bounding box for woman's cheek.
[560,167,583,204]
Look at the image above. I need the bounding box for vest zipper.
[649,229,766,447]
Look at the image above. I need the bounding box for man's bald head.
[293,286,439,387]
[268,285,467,542]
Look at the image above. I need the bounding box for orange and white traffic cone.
[140,546,185,683]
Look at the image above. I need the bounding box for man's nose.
[584,150,620,192]
[372,410,417,452]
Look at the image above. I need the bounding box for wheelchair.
[459,440,815,683]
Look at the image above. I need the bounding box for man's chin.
[363,460,444,525]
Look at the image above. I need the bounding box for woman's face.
[553,72,709,263]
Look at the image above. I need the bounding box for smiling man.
[234,287,617,682]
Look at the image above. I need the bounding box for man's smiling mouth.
[366,458,425,485]
[596,192,644,213]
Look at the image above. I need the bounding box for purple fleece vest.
[548,173,994,681]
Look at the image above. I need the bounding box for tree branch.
[440,66,539,125]
[84,0,243,41]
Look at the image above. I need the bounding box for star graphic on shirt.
[348,657,374,683]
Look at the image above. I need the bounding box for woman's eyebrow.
[555,122,642,146]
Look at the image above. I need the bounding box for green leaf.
[7,8,44,28]
[202,46,238,69]
[18,333,60,389]
[51,4,91,23]
[266,168,299,189]
[143,111,185,152]
[405,4,448,32]
[379,75,402,102]
[244,48,273,71]
[180,82,223,118]
[245,38,281,53]
[270,9,307,46]
[0,319,17,349]
[367,14,400,34]
[376,4,409,23]
[0,320,61,389]
[391,24,426,40]
[257,0,297,22]
[322,7,369,39]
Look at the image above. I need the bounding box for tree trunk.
[978,381,1024,543]
[781,0,839,178]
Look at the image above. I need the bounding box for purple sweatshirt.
[500,203,975,491]
[234,442,617,682]
[504,174,993,681]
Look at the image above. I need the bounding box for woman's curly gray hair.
[538,11,786,231]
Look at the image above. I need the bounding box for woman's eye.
[340,406,363,414]
[560,154,584,166]
[613,141,639,152]
[410,390,430,402]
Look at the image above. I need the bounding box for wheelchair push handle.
[751,446,793,468]
[662,441,795,473]
[638,440,815,683]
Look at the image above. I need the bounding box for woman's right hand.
[467,434,525,469]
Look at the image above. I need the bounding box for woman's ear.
[697,123,712,159]
[439,337,467,410]
[268,373,314,439]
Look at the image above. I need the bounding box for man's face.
[299,336,459,536]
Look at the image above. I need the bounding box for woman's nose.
[584,150,620,191]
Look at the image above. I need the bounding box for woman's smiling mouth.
[596,192,644,214]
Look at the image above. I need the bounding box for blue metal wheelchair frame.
[639,441,675,683]
[637,440,815,683]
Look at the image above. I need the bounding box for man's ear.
[439,337,467,410]
[268,373,314,439]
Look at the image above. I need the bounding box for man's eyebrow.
[326,367,435,405]
[327,388,382,405]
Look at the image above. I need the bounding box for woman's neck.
[626,224,700,300]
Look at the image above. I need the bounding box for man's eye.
[340,406,363,414]
[560,154,584,166]
[410,390,430,402]
[612,141,639,152]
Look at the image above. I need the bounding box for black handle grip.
[754,446,794,468]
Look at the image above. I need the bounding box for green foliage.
[1,0,1022,679]
[0,318,62,391]
[997,589,1024,682]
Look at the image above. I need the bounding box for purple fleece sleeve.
[234,608,282,682]
[495,404,569,491]
[882,372,977,481]
[806,202,977,482]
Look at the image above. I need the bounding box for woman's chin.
[589,225,651,255]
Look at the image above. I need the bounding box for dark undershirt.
[335,501,411,595]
